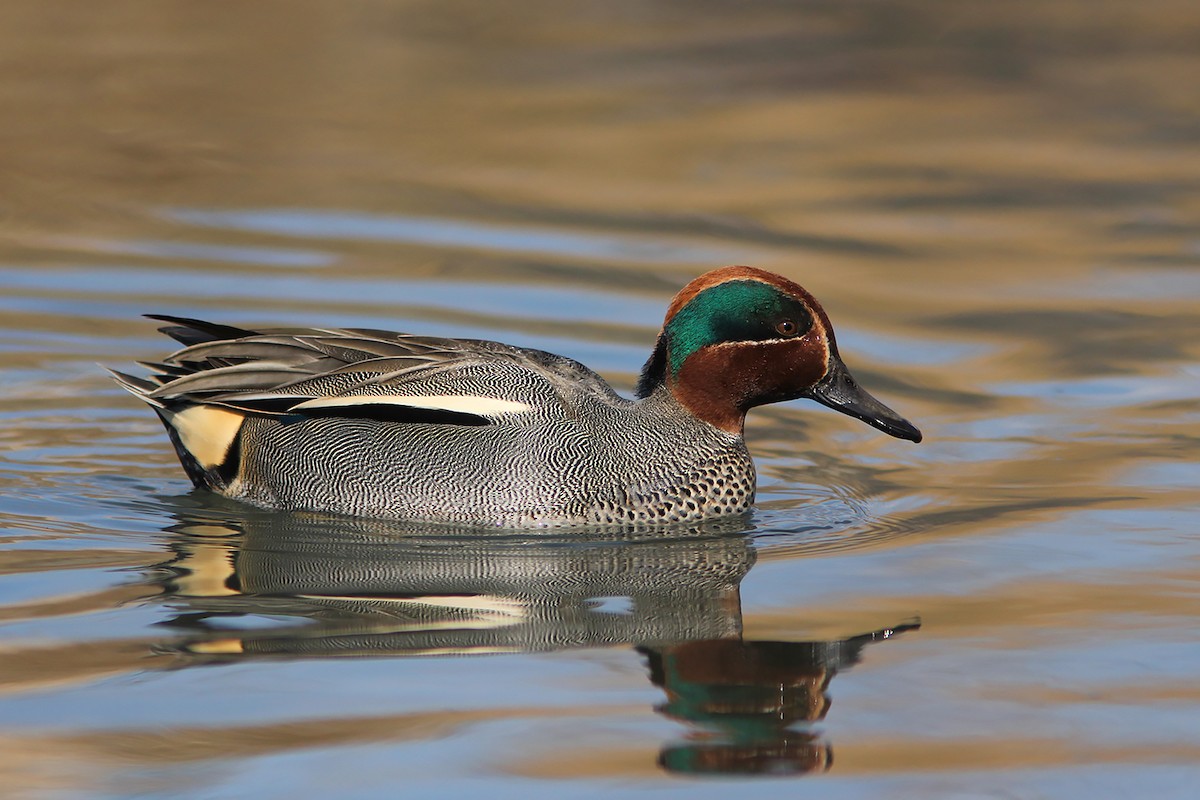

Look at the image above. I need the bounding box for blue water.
[2,2,1199,798]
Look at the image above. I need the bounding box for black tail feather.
[145,315,258,347]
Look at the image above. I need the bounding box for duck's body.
[113,267,920,527]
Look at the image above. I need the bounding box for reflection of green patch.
[666,281,811,376]
[657,651,823,733]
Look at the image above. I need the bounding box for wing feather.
[129,322,625,427]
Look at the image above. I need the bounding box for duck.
[111,266,921,527]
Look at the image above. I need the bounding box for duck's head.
[637,266,922,442]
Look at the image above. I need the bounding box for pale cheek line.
[813,322,831,376]
[707,336,800,351]
[810,331,832,382]
[706,328,829,355]
[735,328,832,379]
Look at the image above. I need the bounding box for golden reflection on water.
[1,0,1198,795]
[150,512,914,778]
[1,509,916,781]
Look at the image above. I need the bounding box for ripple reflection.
[148,507,917,777]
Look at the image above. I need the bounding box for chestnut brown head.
[637,266,921,441]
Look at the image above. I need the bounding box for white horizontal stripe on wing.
[291,394,531,416]
[296,594,528,628]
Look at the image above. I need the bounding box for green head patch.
[664,280,814,377]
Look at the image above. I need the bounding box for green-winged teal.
[112,266,920,526]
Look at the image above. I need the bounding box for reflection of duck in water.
[154,508,916,776]
[157,511,757,657]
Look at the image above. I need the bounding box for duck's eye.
[775,319,799,337]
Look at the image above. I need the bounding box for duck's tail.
[108,366,246,491]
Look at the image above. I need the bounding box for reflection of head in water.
[641,625,916,777]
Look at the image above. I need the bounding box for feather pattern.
[138,318,625,426]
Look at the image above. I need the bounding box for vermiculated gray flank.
[233,377,756,526]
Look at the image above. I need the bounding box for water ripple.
[165,207,756,266]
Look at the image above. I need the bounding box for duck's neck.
[638,343,748,436]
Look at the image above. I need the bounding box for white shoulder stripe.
[296,594,529,627]
[292,394,531,417]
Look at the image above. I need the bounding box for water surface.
[2,1,1199,797]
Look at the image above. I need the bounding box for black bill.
[807,355,922,442]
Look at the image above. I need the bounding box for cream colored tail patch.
[165,405,246,469]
